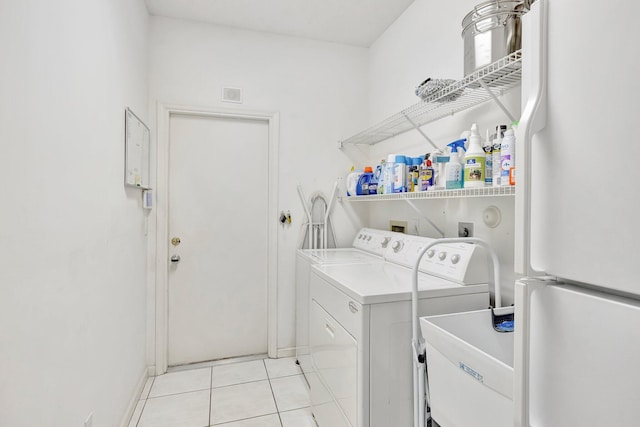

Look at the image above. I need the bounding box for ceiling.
[144,0,416,47]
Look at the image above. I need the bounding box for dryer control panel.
[352,228,402,257]
[384,234,489,285]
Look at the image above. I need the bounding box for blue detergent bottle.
[356,166,374,195]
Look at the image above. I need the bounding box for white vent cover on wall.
[222,87,243,103]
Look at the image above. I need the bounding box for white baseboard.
[119,367,149,427]
[276,347,296,358]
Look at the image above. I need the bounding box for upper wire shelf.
[339,50,522,147]
[341,186,515,202]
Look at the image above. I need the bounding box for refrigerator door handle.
[514,279,547,427]
[515,0,547,276]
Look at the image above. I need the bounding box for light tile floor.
[128,356,316,427]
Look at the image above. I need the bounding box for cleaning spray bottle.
[464,123,485,188]
[445,139,465,189]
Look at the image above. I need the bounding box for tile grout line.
[147,387,211,400]
[264,358,285,427]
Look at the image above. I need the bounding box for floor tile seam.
[266,371,304,380]
[210,377,271,392]
[147,387,211,400]
[209,411,281,426]
[167,354,268,372]
[278,405,311,414]
[265,374,284,427]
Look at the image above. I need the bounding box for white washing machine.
[296,228,401,383]
[308,233,491,427]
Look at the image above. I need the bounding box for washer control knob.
[391,240,404,252]
[451,254,461,264]
[381,237,391,248]
[367,235,372,241]
[426,249,436,258]
[438,251,447,261]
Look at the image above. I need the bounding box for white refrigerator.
[514,0,640,425]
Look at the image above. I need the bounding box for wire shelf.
[339,50,522,147]
[341,186,515,202]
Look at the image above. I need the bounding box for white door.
[167,113,269,366]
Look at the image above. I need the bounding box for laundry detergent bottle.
[464,123,486,188]
[356,166,374,195]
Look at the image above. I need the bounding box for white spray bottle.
[464,123,485,188]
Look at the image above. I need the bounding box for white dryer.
[295,228,400,383]
[308,233,491,427]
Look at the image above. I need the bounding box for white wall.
[364,0,521,304]
[147,17,369,354]
[0,1,149,426]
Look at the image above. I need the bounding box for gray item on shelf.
[415,78,461,102]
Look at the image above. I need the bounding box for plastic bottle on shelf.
[431,149,449,190]
[484,131,494,186]
[369,163,383,195]
[464,123,485,188]
[500,127,516,186]
[493,125,506,187]
[445,140,464,189]
[393,155,407,193]
[346,166,363,196]
[356,166,374,195]
[383,154,396,194]
[411,157,422,192]
[419,154,435,191]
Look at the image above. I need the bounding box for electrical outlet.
[458,222,474,238]
[84,412,93,427]
[390,220,408,233]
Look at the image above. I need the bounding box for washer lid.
[311,262,489,305]
[297,248,382,264]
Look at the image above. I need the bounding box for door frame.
[154,102,279,374]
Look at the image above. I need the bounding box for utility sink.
[420,307,514,427]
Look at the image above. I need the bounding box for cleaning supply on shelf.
[413,157,423,192]
[445,139,465,189]
[492,125,506,187]
[464,123,485,188]
[431,150,449,190]
[370,163,383,195]
[485,131,494,186]
[356,166,374,195]
[393,155,407,193]
[346,166,363,196]
[500,127,516,186]
[419,154,435,191]
[383,155,396,194]
[457,133,468,187]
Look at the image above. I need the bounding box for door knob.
[171,254,181,263]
